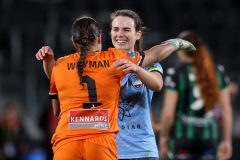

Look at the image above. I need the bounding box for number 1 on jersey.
[82,75,103,109]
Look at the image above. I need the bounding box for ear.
[72,39,77,49]
[97,34,102,44]
[136,31,142,40]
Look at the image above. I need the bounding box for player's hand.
[162,38,197,52]
[113,58,140,73]
[217,140,232,160]
[36,46,54,61]
[159,136,169,160]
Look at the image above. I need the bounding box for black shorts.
[168,138,218,160]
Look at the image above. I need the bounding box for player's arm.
[113,38,196,68]
[52,98,60,117]
[138,69,163,91]
[160,90,178,138]
[114,55,163,91]
[218,87,232,160]
[133,63,164,92]
[117,61,163,91]
[36,46,56,78]
[131,65,163,91]
[159,90,178,159]
[49,66,60,118]
[142,39,196,67]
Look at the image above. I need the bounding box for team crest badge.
[130,74,142,89]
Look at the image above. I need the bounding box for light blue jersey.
[116,62,163,159]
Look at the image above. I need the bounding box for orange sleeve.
[107,48,143,65]
[49,63,58,98]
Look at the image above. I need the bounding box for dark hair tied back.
[81,35,89,46]
[71,15,101,89]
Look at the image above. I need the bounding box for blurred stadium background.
[0,0,239,159]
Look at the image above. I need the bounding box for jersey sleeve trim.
[148,67,163,76]
[220,85,228,91]
[150,70,163,76]
[165,88,178,92]
[138,51,145,66]
[49,93,58,99]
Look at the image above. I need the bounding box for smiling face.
[110,16,142,52]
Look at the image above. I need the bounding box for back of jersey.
[49,48,141,152]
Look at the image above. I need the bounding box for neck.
[89,49,99,52]
[88,45,100,52]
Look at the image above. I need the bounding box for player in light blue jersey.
[117,62,163,159]
[110,9,193,160]
[110,9,162,160]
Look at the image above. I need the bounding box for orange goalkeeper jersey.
[49,48,143,152]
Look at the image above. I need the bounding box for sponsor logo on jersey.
[181,114,213,126]
[69,109,110,129]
